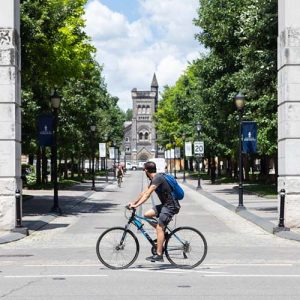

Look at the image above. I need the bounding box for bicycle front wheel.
[165,226,207,269]
[96,227,139,269]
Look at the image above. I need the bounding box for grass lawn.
[187,172,277,198]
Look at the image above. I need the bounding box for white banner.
[109,147,115,159]
[185,142,192,157]
[170,149,175,159]
[164,150,167,159]
[99,143,106,158]
[167,149,171,159]
[175,147,181,158]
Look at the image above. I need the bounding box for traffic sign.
[194,141,204,156]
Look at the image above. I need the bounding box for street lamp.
[169,139,172,176]
[196,122,202,190]
[235,91,245,210]
[173,141,177,178]
[50,89,61,214]
[104,134,108,182]
[112,140,117,181]
[90,125,96,190]
[182,133,186,182]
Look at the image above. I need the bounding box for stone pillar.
[278,0,300,227]
[0,0,22,231]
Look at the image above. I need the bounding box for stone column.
[0,0,22,231]
[278,0,300,227]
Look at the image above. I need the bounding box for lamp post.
[112,140,116,181]
[196,122,202,190]
[51,90,61,214]
[104,134,108,182]
[235,91,245,210]
[90,125,96,190]
[182,133,186,182]
[173,141,177,179]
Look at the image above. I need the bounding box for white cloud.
[85,0,201,111]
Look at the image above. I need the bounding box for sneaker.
[145,254,164,262]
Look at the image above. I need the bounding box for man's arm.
[129,185,157,208]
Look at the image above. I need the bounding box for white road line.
[23,263,294,268]
[126,268,226,274]
[24,264,101,267]
[4,274,108,278]
[204,263,294,267]
[203,274,300,277]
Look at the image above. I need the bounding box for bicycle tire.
[96,227,139,269]
[117,177,122,188]
[165,226,207,269]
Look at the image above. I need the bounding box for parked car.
[125,162,137,170]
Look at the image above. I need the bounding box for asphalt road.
[1,171,300,299]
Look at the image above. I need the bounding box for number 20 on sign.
[194,141,204,155]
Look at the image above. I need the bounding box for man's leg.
[156,223,165,256]
[144,208,158,229]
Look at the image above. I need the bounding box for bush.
[22,164,36,186]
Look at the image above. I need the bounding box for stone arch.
[138,153,149,162]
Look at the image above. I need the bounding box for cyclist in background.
[128,161,180,262]
[116,165,124,186]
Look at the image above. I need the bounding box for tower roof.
[151,73,158,88]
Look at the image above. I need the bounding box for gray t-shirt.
[151,173,180,208]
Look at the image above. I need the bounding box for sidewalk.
[183,176,300,242]
[0,177,114,244]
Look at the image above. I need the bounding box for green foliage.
[156,0,278,165]
[125,109,133,121]
[20,0,125,181]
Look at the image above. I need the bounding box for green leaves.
[156,0,277,162]
[21,0,125,161]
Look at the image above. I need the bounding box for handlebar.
[124,205,136,219]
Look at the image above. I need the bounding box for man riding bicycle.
[128,161,180,262]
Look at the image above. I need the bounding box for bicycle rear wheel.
[165,226,207,269]
[117,177,122,187]
[96,227,139,269]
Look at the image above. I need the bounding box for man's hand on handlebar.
[127,203,138,209]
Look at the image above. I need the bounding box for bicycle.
[96,206,207,270]
[117,176,122,188]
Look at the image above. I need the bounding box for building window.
[137,105,141,114]
[144,132,149,140]
[125,137,129,142]
[139,132,143,140]
[125,147,130,152]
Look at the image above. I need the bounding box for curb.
[183,181,300,242]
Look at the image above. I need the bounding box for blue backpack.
[163,174,184,200]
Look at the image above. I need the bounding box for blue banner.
[38,115,54,146]
[242,121,257,153]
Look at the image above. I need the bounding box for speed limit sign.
[194,141,204,156]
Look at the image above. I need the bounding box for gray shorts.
[153,204,180,227]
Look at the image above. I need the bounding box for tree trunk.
[63,155,68,179]
[42,147,47,183]
[260,155,270,182]
[36,146,41,184]
[244,154,250,182]
[189,157,194,172]
[226,155,233,178]
[71,156,75,178]
[210,157,216,183]
[29,154,34,165]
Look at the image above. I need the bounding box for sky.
[84,0,202,111]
